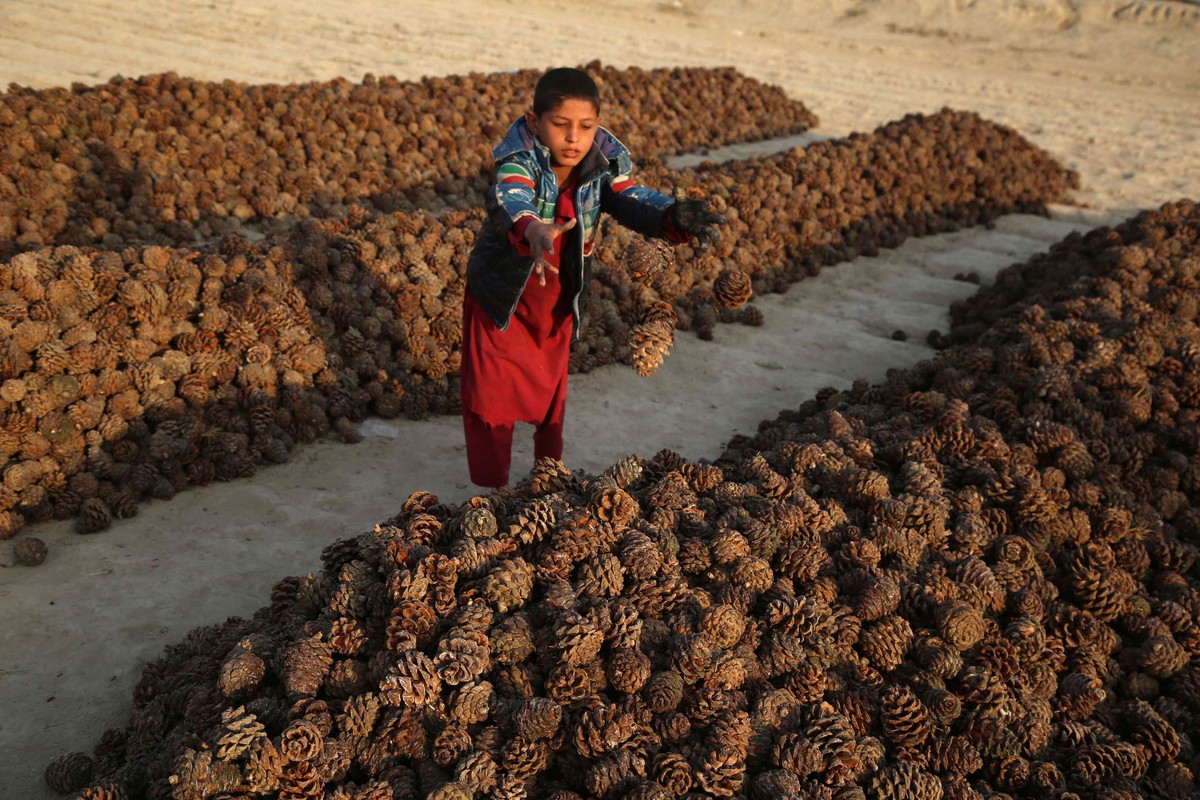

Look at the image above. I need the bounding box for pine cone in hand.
[668,191,725,251]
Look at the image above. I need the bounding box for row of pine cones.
[0,64,816,258]
[46,201,1200,799]
[1,104,1078,544]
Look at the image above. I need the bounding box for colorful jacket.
[466,117,675,336]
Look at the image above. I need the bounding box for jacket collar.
[492,116,633,180]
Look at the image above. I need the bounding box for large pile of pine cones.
[0,99,1077,541]
[0,64,817,257]
[48,200,1200,799]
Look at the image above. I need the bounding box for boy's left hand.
[668,199,726,251]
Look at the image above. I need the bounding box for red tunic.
[461,175,578,426]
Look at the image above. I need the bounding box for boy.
[460,67,724,488]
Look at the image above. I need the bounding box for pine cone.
[43,752,94,793]
[219,645,266,698]
[454,750,497,794]
[75,497,112,533]
[501,735,551,780]
[695,743,745,797]
[868,761,943,800]
[433,626,491,686]
[936,601,985,652]
[279,718,324,762]
[608,647,653,694]
[857,615,913,672]
[279,634,333,697]
[554,610,604,667]
[590,483,640,526]
[576,552,626,599]
[216,705,268,761]
[630,320,674,378]
[652,751,693,795]
[481,556,535,613]
[379,650,442,707]
[1126,699,1181,762]
[880,685,933,750]
[516,697,562,741]
[626,238,675,280]
[645,670,685,713]
[13,535,47,565]
[574,701,636,757]
[713,269,753,309]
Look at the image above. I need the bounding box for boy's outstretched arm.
[601,175,726,249]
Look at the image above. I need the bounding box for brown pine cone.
[645,670,685,713]
[481,556,535,613]
[75,497,112,533]
[243,738,286,793]
[1126,699,1181,762]
[43,752,94,793]
[590,482,640,527]
[695,743,746,797]
[544,664,592,704]
[652,751,693,795]
[529,456,578,496]
[880,685,933,750]
[936,601,986,652]
[379,649,442,707]
[576,552,626,599]
[869,761,942,800]
[626,238,675,280]
[1140,635,1188,678]
[489,612,535,665]
[13,535,48,565]
[608,648,653,694]
[170,748,242,799]
[603,455,645,490]
[279,634,333,697]
[574,701,636,758]
[516,697,562,741]
[857,615,913,672]
[219,645,266,698]
[713,268,753,309]
[433,722,473,768]
[927,734,983,776]
[630,319,674,378]
[554,610,604,667]
[279,718,324,762]
[215,705,267,761]
[501,735,551,780]
[448,678,493,725]
[433,626,491,686]
[454,750,497,794]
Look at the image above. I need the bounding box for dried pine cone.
[43,752,94,793]
[13,535,48,565]
[713,268,753,309]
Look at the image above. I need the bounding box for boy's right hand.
[526,218,576,287]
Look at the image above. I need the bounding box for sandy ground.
[0,0,1198,795]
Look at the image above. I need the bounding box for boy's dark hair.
[533,67,601,116]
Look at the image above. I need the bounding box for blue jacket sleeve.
[600,171,674,239]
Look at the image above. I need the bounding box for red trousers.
[462,403,565,488]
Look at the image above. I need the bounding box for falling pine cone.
[626,238,675,280]
[713,268,753,309]
[630,320,675,378]
[13,536,48,566]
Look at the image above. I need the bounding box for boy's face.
[525,98,601,171]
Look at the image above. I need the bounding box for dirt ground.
[0,0,1197,795]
